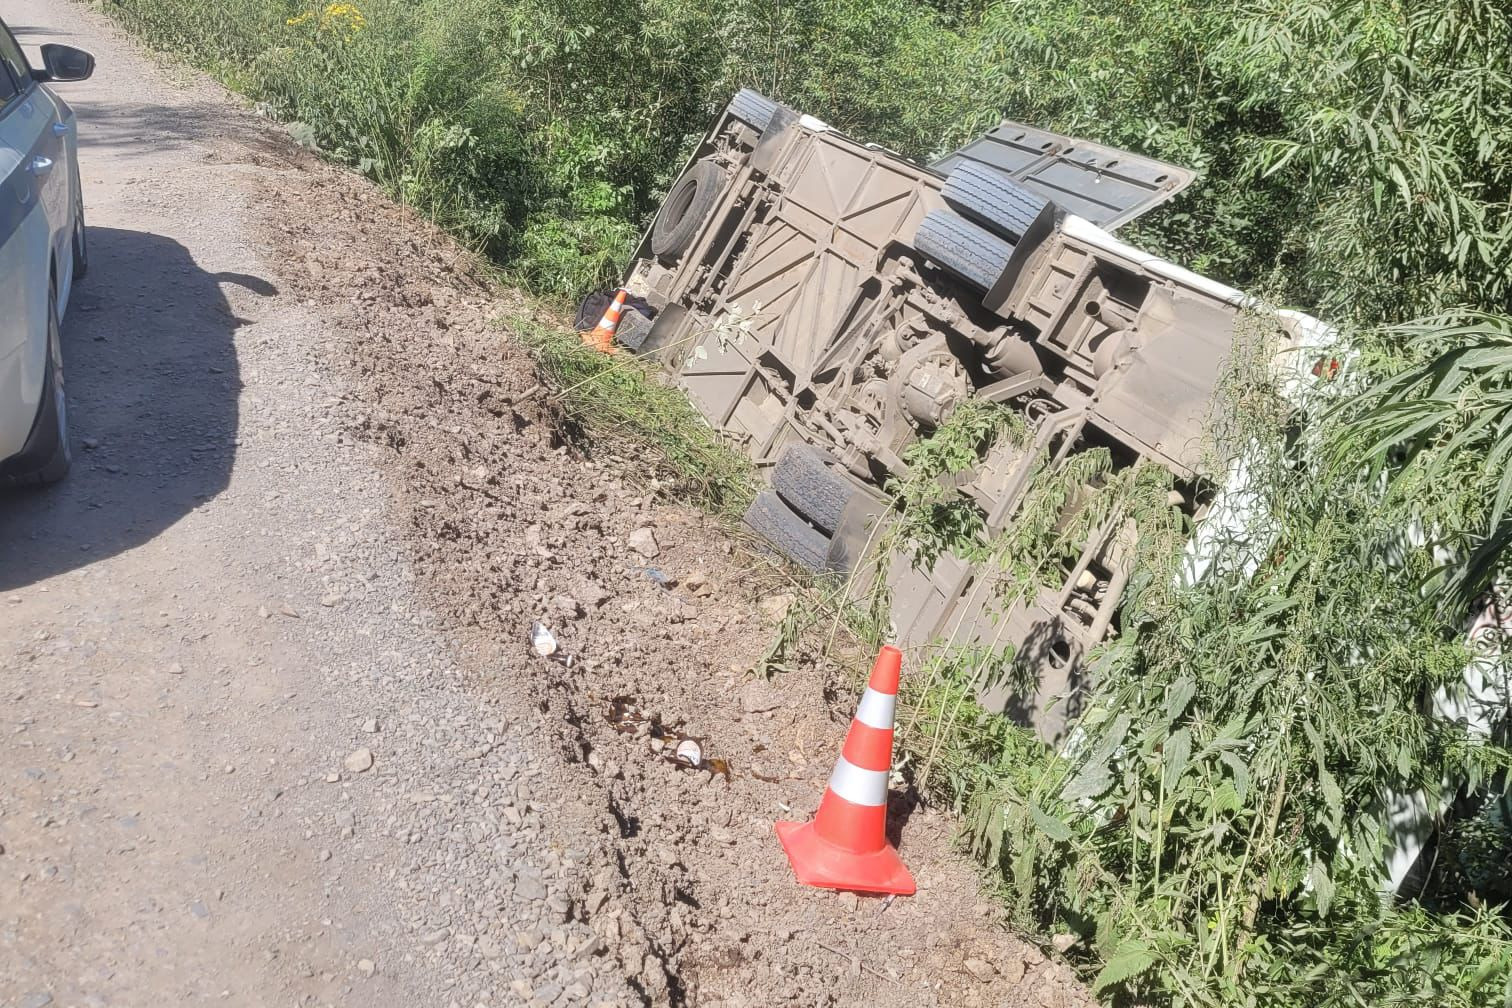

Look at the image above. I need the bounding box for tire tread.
[913,210,1015,292]
[744,490,830,571]
[651,160,726,263]
[772,443,853,537]
[728,89,779,132]
[942,162,1049,240]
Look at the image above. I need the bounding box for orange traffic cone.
[776,646,916,895]
[583,289,627,353]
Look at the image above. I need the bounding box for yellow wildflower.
[322,3,366,32]
[286,2,364,35]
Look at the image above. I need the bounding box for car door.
[0,27,56,464]
[0,22,67,267]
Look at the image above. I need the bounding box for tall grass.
[512,316,755,517]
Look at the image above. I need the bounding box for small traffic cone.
[776,646,916,895]
[583,289,627,353]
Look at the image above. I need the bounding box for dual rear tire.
[910,163,1052,296]
[742,444,862,573]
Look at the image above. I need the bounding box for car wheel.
[71,193,88,281]
[3,291,71,486]
[650,159,726,265]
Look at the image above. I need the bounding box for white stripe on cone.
[854,688,896,731]
[827,754,888,807]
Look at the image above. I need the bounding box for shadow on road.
[0,227,274,591]
[5,23,78,38]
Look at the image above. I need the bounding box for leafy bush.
[106,0,1510,319]
[886,319,1512,1005]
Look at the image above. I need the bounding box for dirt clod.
[627,527,660,558]
[758,594,794,622]
[738,678,784,714]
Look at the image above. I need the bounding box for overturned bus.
[616,90,1331,742]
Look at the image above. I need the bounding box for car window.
[0,22,31,96]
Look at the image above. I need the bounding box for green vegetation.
[513,316,755,516]
[103,0,1511,319]
[874,319,1512,1005]
[104,0,1512,1003]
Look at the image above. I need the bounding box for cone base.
[775,819,916,896]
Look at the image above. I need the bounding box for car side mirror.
[34,43,94,83]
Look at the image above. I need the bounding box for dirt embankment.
[254,146,1095,1008]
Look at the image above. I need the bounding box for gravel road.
[0,3,639,1005]
[0,3,1094,1007]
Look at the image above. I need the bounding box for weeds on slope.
[507,316,1512,1004]
[511,314,755,519]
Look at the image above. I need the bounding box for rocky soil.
[255,130,1094,1008]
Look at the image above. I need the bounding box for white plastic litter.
[674,739,703,767]
[529,621,559,657]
